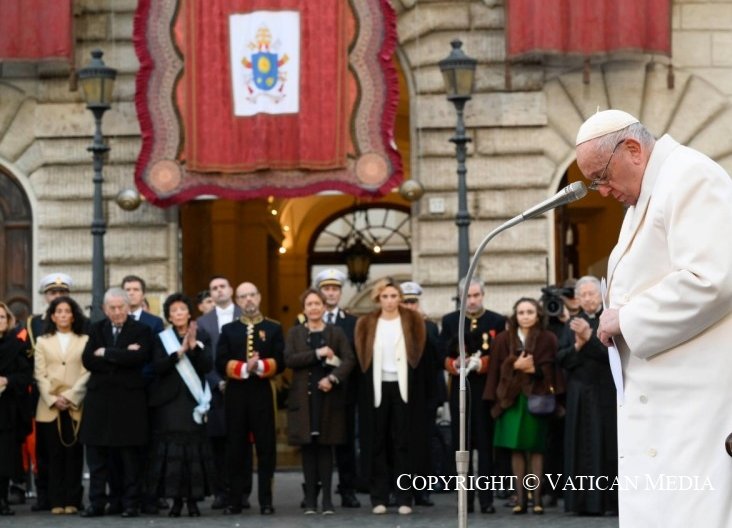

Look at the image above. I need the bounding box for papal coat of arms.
[241,26,289,102]
[229,12,300,116]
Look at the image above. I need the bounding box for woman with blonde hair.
[354,278,432,515]
[34,296,89,515]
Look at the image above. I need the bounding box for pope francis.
[575,109,732,527]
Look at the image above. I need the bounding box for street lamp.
[439,39,477,305]
[439,39,476,528]
[78,49,116,321]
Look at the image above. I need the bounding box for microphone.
[521,181,588,220]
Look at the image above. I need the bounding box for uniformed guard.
[400,281,442,507]
[216,282,284,515]
[439,277,506,514]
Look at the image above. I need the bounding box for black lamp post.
[439,39,476,307]
[78,49,116,322]
[439,39,476,528]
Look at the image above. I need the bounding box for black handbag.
[527,386,556,416]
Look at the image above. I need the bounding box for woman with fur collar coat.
[354,278,432,516]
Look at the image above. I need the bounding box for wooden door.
[0,170,32,322]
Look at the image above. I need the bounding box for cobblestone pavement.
[5,471,619,528]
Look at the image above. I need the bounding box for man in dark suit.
[121,275,164,336]
[440,277,506,515]
[196,276,243,509]
[216,282,284,515]
[120,275,165,513]
[79,288,153,518]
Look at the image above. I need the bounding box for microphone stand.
[454,181,586,527]
[455,213,525,528]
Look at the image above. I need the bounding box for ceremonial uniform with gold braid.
[439,307,505,512]
[215,314,284,512]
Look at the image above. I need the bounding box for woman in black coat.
[285,288,354,514]
[147,293,214,517]
[0,302,32,516]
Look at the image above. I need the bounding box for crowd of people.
[0,268,620,518]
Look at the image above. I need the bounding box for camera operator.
[540,280,578,340]
[538,279,576,507]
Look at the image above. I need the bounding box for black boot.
[0,499,14,516]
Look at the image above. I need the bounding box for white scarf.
[159,328,211,424]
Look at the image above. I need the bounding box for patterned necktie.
[327,312,335,325]
[112,326,120,345]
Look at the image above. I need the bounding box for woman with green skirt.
[484,297,561,515]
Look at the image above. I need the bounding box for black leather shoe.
[169,499,182,518]
[31,499,51,512]
[481,506,496,514]
[211,495,227,509]
[121,508,139,517]
[157,498,169,510]
[0,499,15,516]
[222,506,242,514]
[415,495,434,507]
[187,500,201,517]
[340,490,361,508]
[106,502,123,515]
[80,505,105,518]
[260,505,275,515]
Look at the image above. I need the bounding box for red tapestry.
[134,0,401,206]
[0,0,73,61]
[507,0,671,58]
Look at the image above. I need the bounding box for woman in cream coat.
[33,296,89,515]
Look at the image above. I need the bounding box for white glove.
[467,355,481,372]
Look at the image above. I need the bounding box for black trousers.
[86,445,142,510]
[39,415,83,508]
[371,382,410,507]
[450,388,494,508]
[226,387,275,508]
[334,402,358,492]
[302,439,333,509]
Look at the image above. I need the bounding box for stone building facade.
[1,0,731,321]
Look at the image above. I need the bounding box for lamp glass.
[455,68,475,98]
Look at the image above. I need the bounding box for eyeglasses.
[588,140,625,191]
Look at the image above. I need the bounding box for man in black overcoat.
[439,277,505,514]
[216,282,284,515]
[79,288,153,518]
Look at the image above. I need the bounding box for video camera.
[540,286,575,318]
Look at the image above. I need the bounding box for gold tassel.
[68,64,78,92]
[667,64,675,90]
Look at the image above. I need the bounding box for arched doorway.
[554,162,625,283]
[308,204,412,314]
[0,168,33,321]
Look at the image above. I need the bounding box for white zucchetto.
[576,109,639,146]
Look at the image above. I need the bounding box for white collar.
[216,303,234,315]
[130,308,143,320]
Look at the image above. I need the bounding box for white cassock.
[607,134,732,528]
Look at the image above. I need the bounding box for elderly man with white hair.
[575,110,732,527]
[79,288,154,518]
[557,275,617,516]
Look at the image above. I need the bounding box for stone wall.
[0,0,175,313]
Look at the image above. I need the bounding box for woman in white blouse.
[34,296,89,515]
